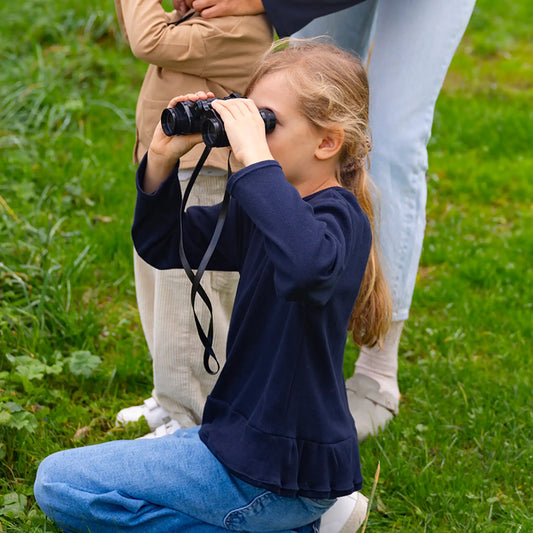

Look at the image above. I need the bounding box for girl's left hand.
[211,98,274,167]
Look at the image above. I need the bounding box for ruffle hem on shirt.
[199,397,363,499]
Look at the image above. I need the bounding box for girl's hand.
[148,92,211,161]
[211,98,274,167]
[144,92,212,194]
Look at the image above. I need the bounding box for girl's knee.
[34,451,71,511]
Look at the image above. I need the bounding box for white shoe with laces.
[319,492,368,533]
[138,419,182,439]
[115,396,173,431]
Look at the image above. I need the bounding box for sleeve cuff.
[135,153,181,198]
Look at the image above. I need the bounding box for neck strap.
[178,146,232,374]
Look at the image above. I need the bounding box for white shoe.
[116,397,172,431]
[346,374,399,442]
[138,419,182,439]
[319,492,368,533]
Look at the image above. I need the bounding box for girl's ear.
[315,127,345,161]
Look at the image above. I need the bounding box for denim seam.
[223,490,274,530]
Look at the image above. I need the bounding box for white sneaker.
[319,492,368,533]
[138,419,182,439]
[346,374,399,442]
[116,397,172,431]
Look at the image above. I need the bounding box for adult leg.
[292,6,474,533]
[121,172,239,432]
[293,6,475,529]
[296,0,475,441]
[346,0,476,439]
[34,428,326,533]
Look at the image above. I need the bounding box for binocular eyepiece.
[161,93,276,148]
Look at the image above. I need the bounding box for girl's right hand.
[144,92,211,194]
[148,93,211,162]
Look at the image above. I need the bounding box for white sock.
[353,320,404,401]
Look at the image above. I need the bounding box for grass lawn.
[1,0,531,531]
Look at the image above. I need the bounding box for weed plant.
[0,0,531,531]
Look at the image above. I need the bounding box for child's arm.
[191,0,265,17]
[133,93,244,271]
[142,93,206,194]
[114,0,131,46]
[116,0,272,80]
[227,161,369,305]
[212,98,370,305]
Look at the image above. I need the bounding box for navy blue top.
[132,157,371,498]
[262,0,367,37]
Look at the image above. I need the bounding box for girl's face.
[247,71,326,190]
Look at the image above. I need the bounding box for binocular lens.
[161,106,193,136]
[259,109,276,134]
[202,119,226,148]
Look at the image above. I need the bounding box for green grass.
[1,0,531,531]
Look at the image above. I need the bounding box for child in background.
[34,41,391,533]
[114,0,273,436]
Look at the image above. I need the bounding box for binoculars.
[161,93,276,148]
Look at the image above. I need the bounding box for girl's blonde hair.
[246,38,392,347]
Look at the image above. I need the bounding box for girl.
[34,41,391,533]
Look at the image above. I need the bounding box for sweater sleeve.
[131,155,242,271]
[116,0,272,78]
[262,0,368,37]
[227,160,370,305]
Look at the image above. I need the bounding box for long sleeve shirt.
[132,157,371,497]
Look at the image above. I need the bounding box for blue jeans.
[34,427,331,533]
[295,0,476,321]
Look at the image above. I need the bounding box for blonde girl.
[34,41,391,533]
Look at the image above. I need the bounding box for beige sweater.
[115,0,273,168]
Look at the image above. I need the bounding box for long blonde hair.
[246,39,392,347]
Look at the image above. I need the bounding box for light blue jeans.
[34,427,330,533]
[295,0,476,321]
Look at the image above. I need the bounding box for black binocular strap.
[178,145,232,375]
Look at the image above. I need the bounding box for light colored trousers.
[134,172,239,428]
[295,0,476,321]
